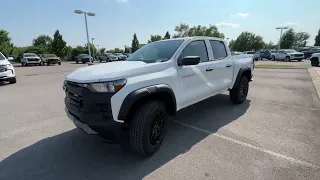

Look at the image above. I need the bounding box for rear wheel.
[230,76,249,104]
[129,101,168,156]
[76,61,78,64]
[58,62,61,65]
[272,56,275,61]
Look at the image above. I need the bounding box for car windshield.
[286,50,296,53]
[127,39,184,63]
[311,49,320,52]
[0,53,6,60]
[24,53,37,57]
[271,51,278,53]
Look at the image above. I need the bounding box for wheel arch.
[232,67,252,89]
[118,84,177,122]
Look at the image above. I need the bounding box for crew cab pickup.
[63,37,254,156]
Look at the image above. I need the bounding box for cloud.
[283,22,300,26]
[230,13,250,18]
[216,22,240,28]
[116,0,128,3]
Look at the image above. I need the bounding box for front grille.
[67,92,83,108]
[28,58,39,62]
[0,65,6,72]
[294,54,303,57]
[97,103,113,120]
[83,58,90,61]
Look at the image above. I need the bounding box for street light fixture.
[276,26,289,49]
[74,9,96,65]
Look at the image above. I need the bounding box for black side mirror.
[179,56,200,66]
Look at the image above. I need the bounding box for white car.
[63,37,254,156]
[0,52,16,84]
[270,50,278,61]
[21,53,42,66]
[275,49,304,61]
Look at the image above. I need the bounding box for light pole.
[91,38,95,59]
[74,9,95,65]
[276,26,289,49]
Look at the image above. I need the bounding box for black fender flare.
[117,84,177,121]
[233,67,252,89]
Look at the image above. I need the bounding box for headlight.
[89,79,127,93]
[6,64,13,69]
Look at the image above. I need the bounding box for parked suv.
[97,53,118,62]
[260,50,271,60]
[21,53,42,66]
[40,54,61,65]
[63,37,254,156]
[0,52,16,84]
[76,54,93,64]
[275,49,304,61]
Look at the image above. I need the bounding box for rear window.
[246,51,254,54]
[209,40,227,59]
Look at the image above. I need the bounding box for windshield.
[286,50,296,53]
[127,39,184,63]
[0,53,6,60]
[24,53,37,57]
[271,51,278,53]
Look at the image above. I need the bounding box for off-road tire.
[8,77,17,84]
[129,100,168,156]
[230,76,249,104]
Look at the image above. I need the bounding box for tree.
[280,28,295,49]
[114,48,124,53]
[71,45,87,55]
[231,32,265,52]
[294,32,310,47]
[99,48,106,54]
[0,29,14,56]
[148,35,162,43]
[264,41,278,50]
[314,29,320,46]
[51,30,66,57]
[228,39,235,51]
[173,23,224,38]
[131,33,139,53]
[163,31,171,39]
[32,35,52,47]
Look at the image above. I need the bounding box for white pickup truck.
[63,37,254,156]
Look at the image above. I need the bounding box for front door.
[177,40,215,109]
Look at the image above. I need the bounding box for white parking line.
[173,120,320,169]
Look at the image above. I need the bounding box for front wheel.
[129,101,169,156]
[76,61,78,64]
[230,76,249,104]
[285,56,290,61]
[58,62,61,65]
[272,56,275,61]
[8,77,17,84]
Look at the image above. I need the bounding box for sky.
[1,0,319,49]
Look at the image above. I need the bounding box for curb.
[308,68,320,100]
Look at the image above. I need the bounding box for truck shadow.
[0,93,250,180]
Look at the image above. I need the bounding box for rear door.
[177,40,215,108]
[208,40,234,92]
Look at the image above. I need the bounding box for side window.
[209,40,228,60]
[181,40,208,62]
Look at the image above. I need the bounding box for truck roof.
[158,36,226,42]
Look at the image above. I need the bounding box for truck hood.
[66,61,170,83]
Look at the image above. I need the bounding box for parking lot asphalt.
[0,62,320,180]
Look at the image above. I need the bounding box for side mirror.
[179,56,200,66]
[7,57,14,61]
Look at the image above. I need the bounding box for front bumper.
[0,68,15,80]
[64,81,124,142]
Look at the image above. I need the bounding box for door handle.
[206,67,214,71]
[226,64,232,67]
